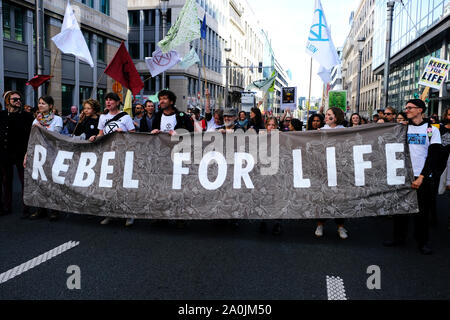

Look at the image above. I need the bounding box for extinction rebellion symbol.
[308,9,329,42]
[105,122,119,135]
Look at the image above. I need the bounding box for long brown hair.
[82,98,101,116]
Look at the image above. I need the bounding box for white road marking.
[0,241,80,285]
[326,276,348,300]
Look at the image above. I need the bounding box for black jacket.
[73,117,99,140]
[0,110,35,164]
[152,107,194,132]
[139,113,156,133]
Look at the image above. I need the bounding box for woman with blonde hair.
[73,98,100,140]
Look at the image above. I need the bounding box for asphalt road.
[0,176,449,300]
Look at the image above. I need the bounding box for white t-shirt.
[33,115,63,132]
[322,124,345,130]
[407,123,441,176]
[98,112,135,135]
[206,118,223,132]
[160,114,177,132]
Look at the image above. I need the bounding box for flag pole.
[201,38,208,96]
[306,57,313,130]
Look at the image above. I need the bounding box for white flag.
[51,1,94,68]
[317,65,332,83]
[179,48,200,69]
[306,0,340,71]
[145,48,181,77]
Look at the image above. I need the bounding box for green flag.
[158,0,201,53]
[246,71,277,93]
[179,47,200,69]
[268,71,276,92]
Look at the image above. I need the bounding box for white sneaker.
[338,226,348,239]
[125,218,134,227]
[315,224,323,237]
[100,217,111,225]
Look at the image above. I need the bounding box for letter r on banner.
[32,145,48,181]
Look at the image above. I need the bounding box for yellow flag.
[123,89,132,116]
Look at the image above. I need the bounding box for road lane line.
[326,275,348,300]
[0,241,80,285]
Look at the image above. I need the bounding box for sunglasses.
[11,97,22,102]
[404,106,419,111]
[384,112,393,115]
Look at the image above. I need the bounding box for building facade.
[0,0,128,115]
[127,0,265,112]
[372,0,450,115]
[341,0,383,118]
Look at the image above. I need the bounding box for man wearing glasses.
[383,106,397,123]
[0,91,35,217]
[383,99,442,255]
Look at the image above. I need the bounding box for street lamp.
[224,48,231,107]
[383,1,396,109]
[356,36,365,114]
[160,0,169,90]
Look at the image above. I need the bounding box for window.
[97,36,105,62]
[81,0,94,8]
[129,43,140,59]
[3,4,11,39]
[144,10,150,26]
[150,10,156,26]
[128,11,139,27]
[100,0,110,16]
[83,31,91,50]
[14,7,23,42]
[61,85,74,116]
[144,42,156,57]
[79,87,92,109]
[2,4,25,43]
[97,89,106,110]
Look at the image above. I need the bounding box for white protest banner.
[281,87,297,111]
[418,57,450,90]
[145,48,181,77]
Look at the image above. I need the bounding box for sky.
[247,0,360,99]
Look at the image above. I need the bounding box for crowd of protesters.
[0,88,449,255]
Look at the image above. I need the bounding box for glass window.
[14,7,24,42]
[61,85,74,116]
[97,89,105,110]
[81,0,94,8]
[150,10,156,26]
[420,0,429,21]
[167,9,172,25]
[3,4,11,40]
[128,11,139,27]
[144,10,150,26]
[100,0,110,16]
[79,87,92,109]
[129,43,139,59]
[97,36,105,62]
[83,31,91,50]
